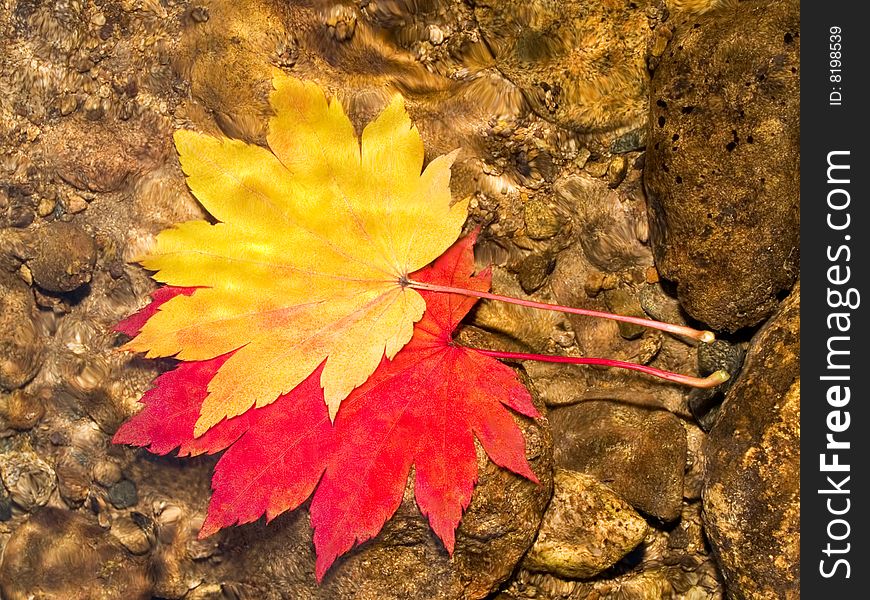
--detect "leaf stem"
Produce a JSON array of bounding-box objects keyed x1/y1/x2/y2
[
  {"x1": 473, "y1": 348, "x2": 730, "y2": 389},
  {"x1": 406, "y1": 279, "x2": 715, "y2": 344}
]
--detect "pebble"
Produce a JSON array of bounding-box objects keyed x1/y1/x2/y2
[
  {"x1": 65, "y1": 195, "x2": 88, "y2": 214},
  {"x1": 17, "y1": 263, "x2": 33, "y2": 285},
  {"x1": 602, "y1": 287, "x2": 647, "y2": 340},
  {"x1": 0, "y1": 488, "x2": 12, "y2": 521},
  {"x1": 690, "y1": 339, "x2": 746, "y2": 429},
  {"x1": 0, "y1": 275, "x2": 44, "y2": 391},
  {"x1": 523, "y1": 198, "x2": 562, "y2": 240},
  {"x1": 0, "y1": 389, "x2": 45, "y2": 430},
  {"x1": 697, "y1": 339, "x2": 745, "y2": 378},
  {"x1": 551, "y1": 401, "x2": 687, "y2": 521},
  {"x1": 83, "y1": 95, "x2": 105, "y2": 121},
  {"x1": 8, "y1": 205, "x2": 34, "y2": 228},
  {"x1": 111, "y1": 515, "x2": 154, "y2": 555},
  {"x1": 37, "y1": 197, "x2": 57, "y2": 217},
  {"x1": 518, "y1": 253, "x2": 554, "y2": 294},
  {"x1": 190, "y1": 6, "x2": 210, "y2": 23},
  {"x1": 326, "y1": 5, "x2": 357, "y2": 42},
  {"x1": 55, "y1": 449, "x2": 92, "y2": 507},
  {"x1": 28, "y1": 222, "x2": 97, "y2": 293},
  {"x1": 523, "y1": 469, "x2": 648, "y2": 579},
  {"x1": 606, "y1": 155, "x2": 629, "y2": 188},
  {"x1": 583, "y1": 270, "x2": 619, "y2": 298},
  {"x1": 428, "y1": 24, "x2": 445, "y2": 45},
  {"x1": 108, "y1": 479, "x2": 139, "y2": 509},
  {"x1": 610, "y1": 128, "x2": 647, "y2": 154},
  {"x1": 584, "y1": 159, "x2": 609, "y2": 178},
  {"x1": 92, "y1": 460, "x2": 123, "y2": 487},
  {"x1": 574, "y1": 147, "x2": 591, "y2": 169}
]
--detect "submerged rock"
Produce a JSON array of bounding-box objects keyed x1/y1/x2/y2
[
  {"x1": 703, "y1": 283, "x2": 800, "y2": 599},
  {"x1": 473, "y1": 0, "x2": 656, "y2": 133},
  {"x1": 0, "y1": 444, "x2": 55, "y2": 512},
  {"x1": 550, "y1": 401, "x2": 686, "y2": 522},
  {"x1": 644, "y1": 0, "x2": 800, "y2": 331},
  {"x1": 0, "y1": 274, "x2": 44, "y2": 391},
  {"x1": 523, "y1": 469, "x2": 648, "y2": 579},
  {"x1": 0, "y1": 508, "x2": 152, "y2": 600},
  {"x1": 28, "y1": 222, "x2": 97, "y2": 293}
]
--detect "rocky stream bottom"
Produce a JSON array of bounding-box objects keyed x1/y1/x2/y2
[{"x1": 0, "y1": 0, "x2": 798, "y2": 598}]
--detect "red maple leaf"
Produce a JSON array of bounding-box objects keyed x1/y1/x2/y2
[{"x1": 113, "y1": 233, "x2": 540, "y2": 580}]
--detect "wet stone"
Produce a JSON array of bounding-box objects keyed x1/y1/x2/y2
[
  {"x1": 584, "y1": 159, "x2": 609, "y2": 178},
  {"x1": 602, "y1": 287, "x2": 646, "y2": 340},
  {"x1": 644, "y1": 0, "x2": 800, "y2": 331},
  {"x1": 0, "y1": 487, "x2": 12, "y2": 521},
  {"x1": 36, "y1": 197, "x2": 57, "y2": 218},
  {"x1": 550, "y1": 401, "x2": 686, "y2": 522},
  {"x1": 0, "y1": 507, "x2": 152, "y2": 600},
  {"x1": 55, "y1": 449, "x2": 91, "y2": 507},
  {"x1": 697, "y1": 339, "x2": 745, "y2": 379},
  {"x1": 108, "y1": 478, "x2": 139, "y2": 509},
  {"x1": 28, "y1": 222, "x2": 97, "y2": 293},
  {"x1": 111, "y1": 515, "x2": 154, "y2": 555},
  {"x1": 690, "y1": 339, "x2": 746, "y2": 430},
  {"x1": 0, "y1": 447, "x2": 56, "y2": 512},
  {"x1": 703, "y1": 283, "x2": 800, "y2": 599},
  {"x1": 473, "y1": 0, "x2": 654, "y2": 133},
  {"x1": 92, "y1": 459, "x2": 123, "y2": 487},
  {"x1": 523, "y1": 469, "x2": 648, "y2": 579},
  {"x1": 0, "y1": 274, "x2": 44, "y2": 391},
  {"x1": 43, "y1": 114, "x2": 168, "y2": 193},
  {"x1": 0, "y1": 389, "x2": 45, "y2": 430},
  {"x1": 523, "y1": 198, "x2": 562, "y2": 240},
  {"x1": 518, "y1": 253, "x2": 555, "y2": 294},
  {"x1": 8, "y1": 206, "x2": 34, "y2": 228},
  {"x1": 59, "y1": 94, "x2": 78, "y2": 115},
  {"x1": 610, "y1": 127, "x2": 647, "y2": 154},
  {"x1": 606, "y1": 155, "x2": 628, "y2": 188}
]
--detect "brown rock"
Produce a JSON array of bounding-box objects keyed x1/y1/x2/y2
[
  {"x1": 517, "y1": 253, "x2": 555, "y2": 294},
  {"x1": 54, "y1": 448, "x2": 92, "y2": 507},
  {"x1": 0, "y1": 445, "x2": 55, "y2": 512},
  {"x1": 550, "y1": 401, "x2": 686, "y2": 521},
  {"x1": 42, "y1": 115, "x2": 168, "y2": 193},
  {"x1": 602, "y1": 287, "x2": 647, "y2": 340},
  {"x1": 92, "y1": 459, "x2": 124, "y2": 487},
  {"x1": 703, "y1": 283, "x2": 800, "y2": 599},
  {"x1": 523, "y1": 198, "x2": 563, "y2": 240},
  {"x1": 644, "y1": 0, "x2": 800, "y2": 331},
  {"x1": 0, "y1": 389, "x2": 45, "y2": 430},
  {"x1": 473, "y1": 0, "x2": 655, "y2": 133},
  {"x1": 523, "y1": 469, "x2": 648, "y2": 579},
  {"x1": 0, "y1": 508, "x2": 152, "y2": 600},
  {"x1": 0, "y1": 274, "x2": 44, "y2": 391},
  {"x1": 177, "y1": 1, "x2": 283, "y2": 142},
  {"x1": 28, "y1": 222, "x2": 97, "y2": 293}
]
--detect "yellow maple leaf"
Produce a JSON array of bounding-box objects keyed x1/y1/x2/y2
[{"x1": 125, "y1": 74, "x2": 468, "y2": 435}]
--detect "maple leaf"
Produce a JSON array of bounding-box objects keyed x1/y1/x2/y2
[
  {"x1": 114, "y1": 234, "x2": 540, "y2": 580},
  {"x1": 123, "y1": 74, "x2": 468, "y2": 434},
  {"x1": 308, "y1": 233, "x2": 540, "y2": 579}
]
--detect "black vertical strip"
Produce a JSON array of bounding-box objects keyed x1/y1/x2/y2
[{"x1": 801, "y1": 2, "x2": 869, "y2": 595}]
